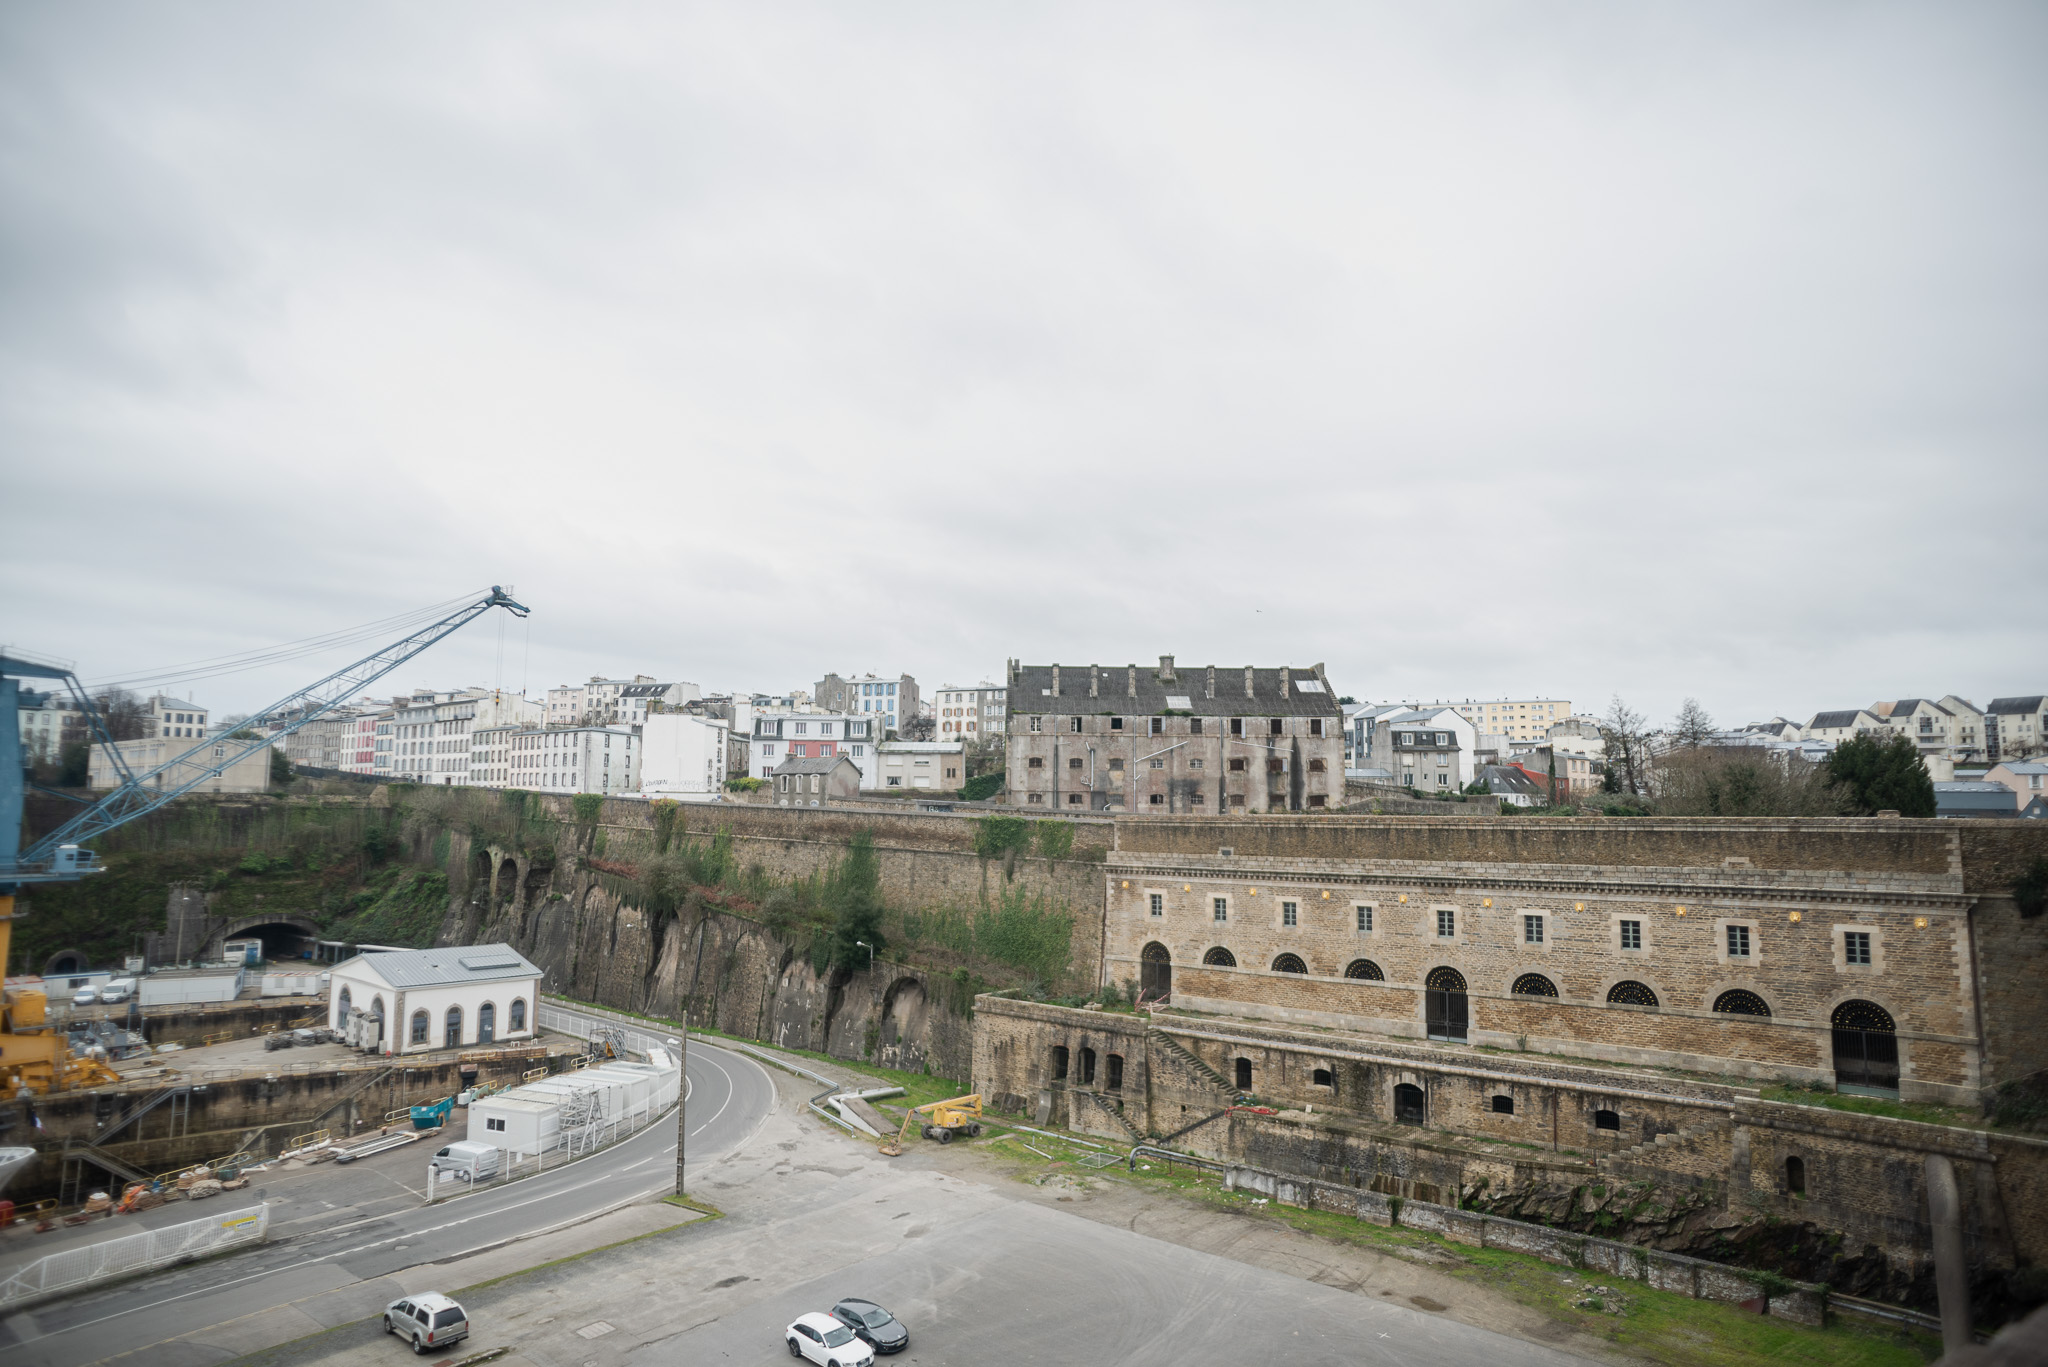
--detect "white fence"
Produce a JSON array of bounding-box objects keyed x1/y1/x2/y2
[
  {"x1": 425, "y1": 1004, "x2": 680, "y2": 1203},
  {"x1": 0, "y1": 1205, "x2": 269, "y2": 1310},
  {"x1": 536, "y1": 1002, "x2": 677, "y2": 1060}
]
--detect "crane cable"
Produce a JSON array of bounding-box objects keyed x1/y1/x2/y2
[{"x1": 79, "y1": 590, "x2": 490, "y2": 694}]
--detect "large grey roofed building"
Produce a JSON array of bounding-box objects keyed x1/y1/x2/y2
[{"x1": 1004, "y1": 657, "x2": 1342, "y2": 720}]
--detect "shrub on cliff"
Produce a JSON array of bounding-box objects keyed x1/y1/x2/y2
[{"x1": 825, "y1": 831, "x2": 886, "y2": 972}]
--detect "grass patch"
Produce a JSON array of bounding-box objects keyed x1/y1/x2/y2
[
  {"x1": 661, "y1": 1193, "x2": 725, "y2": 1218},
  {"x1": 1758, "y1": 1084, "x2": 1976, "y2": 1130}
]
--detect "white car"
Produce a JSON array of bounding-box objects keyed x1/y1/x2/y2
[
  {"x1": 787, "y1": 1311, "x2": 875, "y2": 1366},
  {"x1": 71, "y1": 986, "x2": 99, "y2": 1007}
]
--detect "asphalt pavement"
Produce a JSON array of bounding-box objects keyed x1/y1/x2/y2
[{"x1": 0, "y1": 1016, "x2": 777, "y2": 1367}]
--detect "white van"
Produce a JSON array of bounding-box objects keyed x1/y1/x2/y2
[
  {"x1": 428, "y1": 1141, "x2": 501, "y2": 1181},
  {"x1": 99, "y1": 979, "x2": 135, "y2": 1004}
]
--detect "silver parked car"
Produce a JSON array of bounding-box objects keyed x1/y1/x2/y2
[{"x1": 384, "y1": 1292, "x2": 468, "y2": 1355}]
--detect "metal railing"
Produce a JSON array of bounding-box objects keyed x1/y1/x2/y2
[{"x1": 0, "y1": 1205, "x2": 269, "y2": 1311}]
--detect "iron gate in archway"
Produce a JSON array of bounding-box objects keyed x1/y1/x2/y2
[{"x1": 1831, "y1": 999, "x2": 1898, "y2": 1094}]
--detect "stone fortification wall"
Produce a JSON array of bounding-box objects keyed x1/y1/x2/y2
[
  {"x1": 429, "y1": 797, "x2": 1123, "y2": 1084},
  {"x1": 1110, "y1": 813, "x2": 2002, "y2": 875},
  {"x1": 970, "y1": 996, "x2": 2048, "y2": 1314},
  {"x1": 1096, "y1": 819, "x2": 2048, "y2": 1101},
  {"x1": 1969, "y1": 889, "x2": 2048, "y2": 1102}
]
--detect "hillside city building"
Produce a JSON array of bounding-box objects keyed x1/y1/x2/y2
[{"x1": 1004, "y1": 657, "x2": 1345, "y2": 814}]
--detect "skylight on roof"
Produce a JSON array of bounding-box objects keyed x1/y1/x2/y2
[
  {"x1": 459, "y1": 954, "x2": 524, "y2": 971},
  {"x1": 1164, "y1": 695, "x2": 1192, "y2": 710},
  {"x1": 1295, "y1": 680, "x2": 1325, "y2": 693}
]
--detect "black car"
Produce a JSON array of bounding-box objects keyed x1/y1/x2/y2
[{"x1": 831, "y1": 1298, "x2": 909, "y2": 1355}]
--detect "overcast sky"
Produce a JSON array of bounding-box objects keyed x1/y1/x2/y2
[{"x1": 4, "y1": 3, "x2": 2043, "y2": 731}]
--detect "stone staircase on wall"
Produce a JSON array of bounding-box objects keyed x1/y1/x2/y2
[
  {"x1": 1602, "y1": 1115, "x2": 1733, "y2": 1172},
  {"x1": 1073, "y1": 1089, "x2": 1145, "y2": 1144},
  {"x1": 1150, "y1": 1029, "x2": 1234, "y2": 1101}
]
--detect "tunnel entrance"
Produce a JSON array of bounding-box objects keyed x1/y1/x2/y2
[{"x1": 219, "y1": 921, "x2": 319, "y2": 964}]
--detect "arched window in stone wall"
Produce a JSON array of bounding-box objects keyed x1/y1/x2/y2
[
  {"x1": 478, "y1": 1001, "x2": 496, "y2": 1044},
  {"x1": 1608, "y1": 980, "x2": 1658, "y2": 1008},
  {"x1": 445, "y1": 1005, "x2": 464, "y2": 1048},
  {"x1": 1712, "y1": 989, "x2": 1771, "y2": 1017},
  {"x1": 1203, "y1": 946, "x2": 1237, "y2": 968},
  {"x1": 1510, "y1": 973, "x2": 1558, "y2": 998},
  {"x1": 1271, "y1": 954, "x2": 1307, "y2": 974},
  {"x1": 1394, "y1": 1083, "x2": 1426, "y2": 1124},
  {"x1": 410, "y1": 1010, "x2": 430, "y2": 1045},
  {"x1": 1344, "y1": 959, "x2": 1384, "y2": 981},
  {"x1": 509, "y1": 998, "x2": 527, "y2": 1033}
]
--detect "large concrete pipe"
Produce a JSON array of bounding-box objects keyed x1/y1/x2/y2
[{"x1": 1924, "y1": 1153, "x2": 1973, "y2": 1354}]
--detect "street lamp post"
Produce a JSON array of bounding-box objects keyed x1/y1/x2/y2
[{"x1": 855, "y1": 940, "x2": 874, "y2": 973}]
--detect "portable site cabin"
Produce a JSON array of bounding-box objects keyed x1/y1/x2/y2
[
  {"x1": 470, "y1": 1095, "x2": 560, "y2": 1153},
  {"x1": 466, "y1": 1057, "x2": 680, "y2": 1154}
]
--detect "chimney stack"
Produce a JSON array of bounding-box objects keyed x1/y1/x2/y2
[{"x1": 1159, "y1": 654, "x2": 1176, "y2": 681}]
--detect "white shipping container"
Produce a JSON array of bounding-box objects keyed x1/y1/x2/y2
[{"x1": 139, "y1": 966, "x2": 246, "y2": 1006}]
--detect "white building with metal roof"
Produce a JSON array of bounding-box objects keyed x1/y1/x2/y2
[{"x1": 327, "y1": 943, "x2": 542, "y2": 1056}]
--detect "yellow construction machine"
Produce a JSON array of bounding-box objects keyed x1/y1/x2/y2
[
  {"x1": 0, "y1": 897, "x2": 124, "y2": 1095},
  {"x1": 880, "y1": 1094, "x2": 984, "y2": 1156}
]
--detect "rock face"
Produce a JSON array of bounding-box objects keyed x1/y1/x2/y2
[{"x1": 436, "y1": 837, "x2": 977, "y2": 1084}]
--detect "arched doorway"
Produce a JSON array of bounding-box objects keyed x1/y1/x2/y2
[
  {"x1": 1425, "y1": 967, "x2": 1468, "y2": 1042},
  {"x1": 1832, "y1": 1000, "x2": 1899, "y2": 1095},
  {"x1": 477, "y1": 1001, "x2": 496, "y2": 1044},
  {"x1": 1394, "y1": 1083, "x2": 1426, "y2": 1124},
  {"x1": 1140, "y1": 942, "x2": 1172, "y2": 1002},
  {"x1": 368, "y1": 995, "x2": 385, "y2": 1047}
]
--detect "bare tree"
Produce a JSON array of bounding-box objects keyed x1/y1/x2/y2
[
  {"x1": 898, "y1": 713, "x2": 936, "y2": 742},
  {"x1": 1671, "y1": 697, "x2": 1716, "y2": 748},
  {"x1": 92, "y1": 687, "x2": 150, "y2": 741},
  {"x1": 1657, "y1": 747, "x2": 1846, "y2": 817},
  {"x1": 1599, "y1": 695, "x2": 1652, "y2": 795}
]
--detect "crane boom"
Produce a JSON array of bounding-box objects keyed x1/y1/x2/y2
[{"x1": 3, "y1": 585, "x2": 529, "y2": 884}]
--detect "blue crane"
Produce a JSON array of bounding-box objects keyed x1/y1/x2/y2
[{"x1": 1, "y1": 585, "x2": 530, "y2": 891}]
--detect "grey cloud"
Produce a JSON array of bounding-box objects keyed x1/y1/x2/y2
[{"x1": 1, "y1": 2, "x2": 2043, "y2": 725}]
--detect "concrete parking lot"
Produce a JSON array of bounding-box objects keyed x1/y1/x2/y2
[{"x1": 227, "y1": 1048, "x2": 1617, "y2": 1367}]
